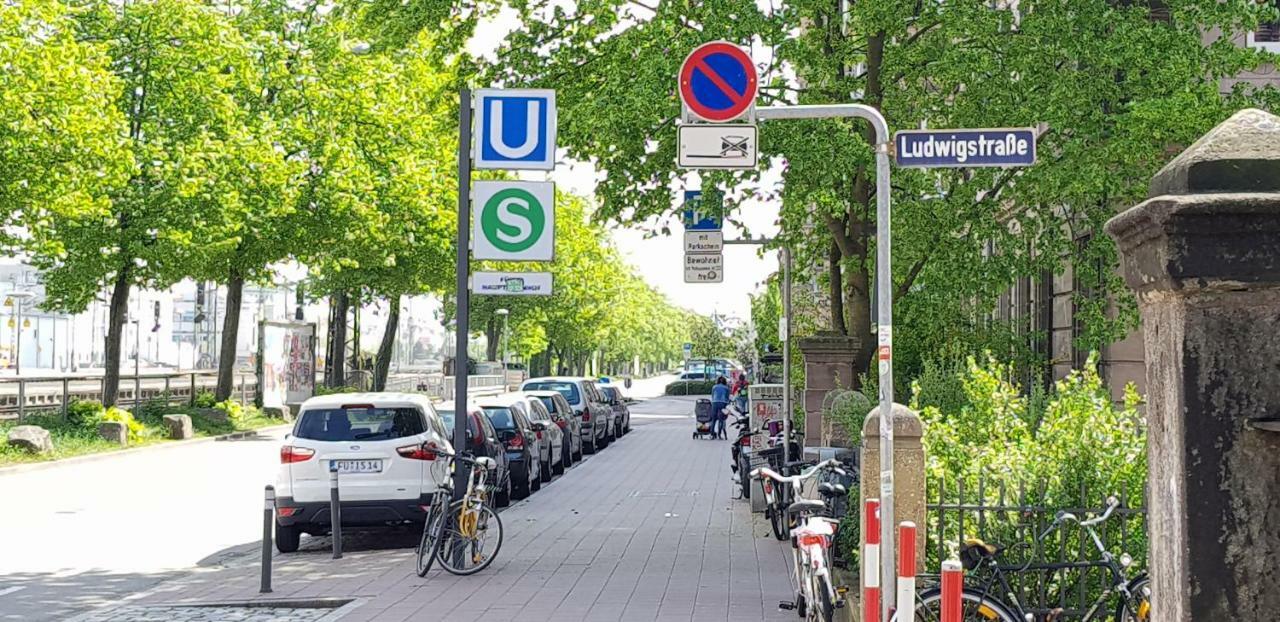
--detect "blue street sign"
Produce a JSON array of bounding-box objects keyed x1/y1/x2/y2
[
  {"x1": 894, "y1": 128, "x2": 1037, "y2": 169},
  {"x1": 682, "y1": 190, "x2": 723, "y2": 231},
  {"x1": 474, "y1": 89, "x2": 557, "y2": 170}
]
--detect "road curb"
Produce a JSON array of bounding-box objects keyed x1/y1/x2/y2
[{"x1": 0, "y1": 424, "x2": 292, "y2": 476}]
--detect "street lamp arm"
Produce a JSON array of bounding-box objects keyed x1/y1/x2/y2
[{"x1": 755, "y1": 104, "x2": 890, "y2": 145}]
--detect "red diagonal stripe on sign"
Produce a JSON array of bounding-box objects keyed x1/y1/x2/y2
[{"x1": 693, "y1": 58, "x2": 747, "y2": 107}]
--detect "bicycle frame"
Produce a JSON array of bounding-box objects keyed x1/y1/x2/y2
[
  {"x1": 754, "y1": 460, "x2": 846, "y2": 619},
  {"x1": 964, "y1": 501, "x2": 1142, "y2": 621}
]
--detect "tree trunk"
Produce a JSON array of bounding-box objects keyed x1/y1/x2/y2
[
  {"x1": 327, "y1": 292, "x2": 349, "y2": 387},
  {"x1": 102, "y1": 267, "x2": 132, "y2": 407},
  {"x1": 373, "y1": 295, "x2": 400, "y2": 391},
  {"x1": 829, "y1": 242, "x2": 847, "y2": 334},
  {"x1": 215, "y1": 270, "x2": 245, "y2": 401},
  {"x1": 485, "y1": 315, "x2": 498, "y2": 361}
]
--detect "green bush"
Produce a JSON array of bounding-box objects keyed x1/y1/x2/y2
[
  {"x1": 193, "y1": 390, "x2": 217, "y2": 408},
  {"x1": 663, "y1": 380, "x2": 715, "y2": 395},
  {"x1": 316, "y1": 385, "x2": 359, "y2": 396},
  {"x1": 919, "y1": 353, "x2": 1147, "y2": 565},
  {"x1": 67, "y1": 400, "x2": 106, "y2": 428},
  {"x1": 213, "y1": 399, "x2": 247, "y2": 425},
  {"x1": 99, "y1": 406, "x2": 145, "y2": 442},
  {"x1": 825, "y1": 389, "x2": 872, "y2": 440}
]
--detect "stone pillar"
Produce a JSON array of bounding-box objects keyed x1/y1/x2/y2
[
  {"x1": 859, "y1": 404, "x2": 926, "y2": 590},
  {"x1": 1105, "y1": 108, "x2": 1280, "y2": 621},
  {"x1": 798, "y1": 333, "x2": 862, "y2": 448}
]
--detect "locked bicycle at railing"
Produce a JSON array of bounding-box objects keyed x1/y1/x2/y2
[
  {"x1": 415, "y1": 448, "x2": 504, "y2": 577},
  {"x1": 905, "y1": 497, "x2": 1150, "y2": 622},
  {"x1": 753, "y1": 459, "x2": 851, "y2": 622}
]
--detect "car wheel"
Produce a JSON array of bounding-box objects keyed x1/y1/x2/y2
[
  {"x1": 574, "y1": 442, "x2": 584, "y2": 462},
  {"x1": 584, "y1": 435, "x2": 596, "y2": 454},
  {"x1": 512, "y1": 466, "x2": 531, "y2": 500},
  {"x1": 554, "y1": 448, "x2": 566, "y2": 475},
  {"x1": 495, "y1": 475, "x2": 512, "y2": 508},
  {"x1": 275, "y1": 523, "x2": 301, "y2": 553},
  {"x1": 531, "y1": 463, "x2": 543, "y2": 491},
  {"x1": 540, "y1": 457, "x2": 552, "y2": 482}
]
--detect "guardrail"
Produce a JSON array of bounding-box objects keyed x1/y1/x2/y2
[{"x1": 0, "y1": 370, "x2": 257, "y2": 422}]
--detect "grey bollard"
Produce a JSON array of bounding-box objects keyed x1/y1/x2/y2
[
  {"x1": 261, "y1": 485, "x2": 274, "y2": 593},
  {"x1": 329, "y1": 466, "x2": 342, "y2": 559},
  {"x1": 1105, "y1": 108, "x2": 1280, "y2": 620}
]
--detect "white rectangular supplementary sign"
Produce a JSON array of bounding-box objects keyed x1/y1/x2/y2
[
  {"x1": 894, "y1": 128, "x2": 1037, "y2": 168},
  {"x1": 678, "y1": 124, "x2": 758, "y2": 169},
  {"x1": 684, "y1": 230, "x2": 723, "y2": 254},
  {"x1": 684, "y1": 253, "x2": 723, "y2": 283},
  {"x1": 472, "y1": 272, "x2": 554, "y2": 296}
]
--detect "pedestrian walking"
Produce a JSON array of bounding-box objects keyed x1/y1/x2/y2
[{"x1": 711, "y1": 376, "x2": 731, "y2": 440}]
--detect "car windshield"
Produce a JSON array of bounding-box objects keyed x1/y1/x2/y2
[
  {"x1": 295, "y1": 407, "x2": 424, "y2": 442},
  {"x1": 535, "y1": 396, "x2": 557, "y2": 413},
  {"x1": 483, "y1": 407, "x2": 516, "y2": 430},
  {"x1": 436, "y1": 409, "x2": 455, "y2": 430},
  {"x1": 524, "y1": 381, "x2": 581, "y2": 405},
  {"x1": 602, "y1": 387, "x2": 619, "y2": 402}
]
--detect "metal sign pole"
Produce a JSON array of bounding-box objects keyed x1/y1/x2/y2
[
  {"x1": 452, "y1": 88, "x2": 472, "y2": 499},
  {"x1": 755, "y1": 103, "x2": 894, "y2": 622},
  {"x1": 781, "y1": 245, "x2": 792, "y2": 465}
]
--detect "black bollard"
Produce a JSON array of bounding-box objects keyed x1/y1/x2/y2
[
  {"x1": 260, "y1": 485, "x2": 274, "y2": 593},
  {"x1": 329, "y1": 466, "x2": 342, "y2": 559}
]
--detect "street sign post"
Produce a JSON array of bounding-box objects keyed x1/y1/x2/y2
[
  {"x1": 684, "y1": 253, "x2": 723, "y2": 283},
  {"x1": 679, "y1": 41, "x2": 758, "y2": 123},
  {"x1": 678, "y1": 124, "x2": 758, "y2": 169},
  {"x1": 473, "y1": 89, "x2": 557, "y2": 170},
  {"x1": 472, "y1": 272, "x2": 553, "y2": 296},
  {"x1": 473, "y1": 181, "x2": 555, "y2": 261},
  {"x1": 682, "y1": 342, "x2": 693, "y2": 361},
  {"x1": 683, "y1": 230, "x2": 723, "y2": 254},
  {"x1": 894, "y1": 128, "x2": 1037, "y2": 168}
]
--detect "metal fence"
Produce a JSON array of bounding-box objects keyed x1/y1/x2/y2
[
  {"x1": 926, "y1": 475, "x2": 1148, "y2": 619},
  {"x1": 0, "y1": 370, "x2": 257, "y2": 422}
]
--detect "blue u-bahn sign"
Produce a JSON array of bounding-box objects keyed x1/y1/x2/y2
[{"x1": 894, "y1": 128, "x2": 1037, "y2": 169}]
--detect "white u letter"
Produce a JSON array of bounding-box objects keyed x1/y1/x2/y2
[{"x1": 489, "y1": 100, "x2": 541, "y2": 159}]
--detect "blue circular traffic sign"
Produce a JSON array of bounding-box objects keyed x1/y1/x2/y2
[{"x1": 679, "y1": 42, "x2": 758, "y2": 122}]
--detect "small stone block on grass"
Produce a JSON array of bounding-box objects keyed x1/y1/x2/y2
[
  {"x1": 98, "y1": 421, "x2": 128, "y2": 446},
  {"x1": 163, "y1": 414, "x2": 194, "y2": 440},
  {"x1": 194, "y1": 407, "x2": 229, "y2": 424},
  {"x1": 6, "y1": 425, "x2": 53, "y2": 453}
]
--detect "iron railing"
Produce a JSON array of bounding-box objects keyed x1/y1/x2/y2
[
  {"x1": 0, "y1": 370, "x2": 257, "y2": 422},
  {"x1": 926, "y1": 475, "x2": 1148, "y2": 619}
]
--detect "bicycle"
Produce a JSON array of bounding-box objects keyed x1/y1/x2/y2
[
  {"x1": 907, "y1": 497, "x2": 1150, "y2": 622},
  {"x1": 753, "y1": 459, "x2": 850, "y2": 622},
  {"x1": 415, "y1": 448, "x2": 504, "y2": 577}
]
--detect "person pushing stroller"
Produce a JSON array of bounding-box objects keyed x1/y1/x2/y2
[{"x1": 710, "y1": 376, "x2": 731, "y2": 440}]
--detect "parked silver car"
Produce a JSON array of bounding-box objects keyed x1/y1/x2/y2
[
  {"x1": 521, "y1": 377, "x2": 612, "y2": 454},
  {"x1": 527, "y1": 390, "x2": 582, "y2": 464},
  {"x1": 597, "y1": 384, "x2": 631, "y2": 437}
]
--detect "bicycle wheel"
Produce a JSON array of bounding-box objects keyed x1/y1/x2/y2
[
  {"x1": 768, "y1": 482, "x2": 790, "y2": 541},
  {"x1": 415, "y1": 497, "x2": 447, "y2": 577},
  {"x1": 1114, "y1": 576, "x2": 1151, "y2": 622},
  {"x1": 436, "y1": 499, "x2": 504, "y2": 576},
  {"x1": 911, "y1": 587, "x2": 1020, "y2": 621},
  {"x1": 810, "y1": 572, "x2": 835, "y2": 622}
]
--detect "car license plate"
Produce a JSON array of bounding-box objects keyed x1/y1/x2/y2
[{"x1": 331, "y1": 459, "x2": 382, "y2": 474}]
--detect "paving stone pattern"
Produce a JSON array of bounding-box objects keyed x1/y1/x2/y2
[
  {"x1": 74, "y1": 604, "x2": 337, "y2": 622},
  {"x1": 124, "y1": 398, "x2": 798, "y2": 622}
]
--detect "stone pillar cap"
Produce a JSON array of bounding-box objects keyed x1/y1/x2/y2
[
  {"x1": 861, "y1": 403, "x2": 923, "y2": 440},
  {"x1": 1147, "y1": 108, "x2": 1280, "y2": 198},
  {"x1": 798, "y1": 332, "x2": 862, "y2": 353}
]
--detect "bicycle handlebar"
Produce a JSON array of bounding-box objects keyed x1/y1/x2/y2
[{"x1": 751, "y1": 459, "x2": 846, "y2": 488}]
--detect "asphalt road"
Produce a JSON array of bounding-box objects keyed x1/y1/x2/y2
[{"x1": 0, "y1": 374, "x2": 683, "y2": 621}]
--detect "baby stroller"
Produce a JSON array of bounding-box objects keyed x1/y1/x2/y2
[{"x1": 693, "y1": 399, "x2": 716, "y2": 439}]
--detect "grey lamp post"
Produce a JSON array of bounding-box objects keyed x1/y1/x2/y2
[
  {"x1": 7, "y1": 290, "x2": 33, "y2": 375},
  {"x1": 495, "y1": 308, "x2": 509, "y2": 388}
]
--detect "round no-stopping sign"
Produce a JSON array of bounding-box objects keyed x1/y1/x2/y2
[{"x1": 679, "y1": 41, "x2": 758, "y2": 122}]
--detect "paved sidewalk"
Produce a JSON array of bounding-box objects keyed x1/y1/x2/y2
[{"x1": 113, "y1": 399, "x2": 798, "y2": 621}]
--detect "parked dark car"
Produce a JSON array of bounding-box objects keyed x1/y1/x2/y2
[
  {"x1": 436, "y1": 400, "x2": 512, "y2": 507},
  {"x1": 521, "y1": 377, "x2": 612, "y2": 453},
  {"x1": 527, "y1": 390, "x2": 582, "y2": 463},
  {"x1": 478, "y1": 394, "x2": 544, "y2": 499},
  {"x1": 598, "y1": 384, "x2": 631, "y2": 437}
]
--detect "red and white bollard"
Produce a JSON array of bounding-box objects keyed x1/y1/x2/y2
[
  {"x1": 863, "y1": 498, "x2": 881, "y2": 622},
  {"x1": 941, "y1": 559, "x2": 964, "y2": 622},
  {"x1": 897, "y1": 521, "x2": 917, "y2": 617}
]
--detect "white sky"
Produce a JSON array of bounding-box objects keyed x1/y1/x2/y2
[{"x1": 475, "y1": 6, "x2": 782, "y2": 322}]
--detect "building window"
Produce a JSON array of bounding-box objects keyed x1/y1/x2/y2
[{"x1": 1249, "y1": 1, "x2": 1280, "y2": 50}]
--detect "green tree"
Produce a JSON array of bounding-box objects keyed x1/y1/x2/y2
[
  {"x1": 32, "y1": 0, "x2": 269, "y2": 406},
  {"x1": 482, "y1": 0, "x2": 1280, "y2": 388}
]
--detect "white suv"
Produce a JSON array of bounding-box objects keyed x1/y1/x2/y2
[{"x1": 273, "y1": 393, "x2": 453, "y2": 552}]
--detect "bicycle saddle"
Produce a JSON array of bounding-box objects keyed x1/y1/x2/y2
[
  {"x1": 474, "y1": 456, "x2": 497, "y2": 470},
  {"x1": 787, "y1": 499, "x2": 828, "y2": 515},
  {"x1": 960, "y1": 538, "x2": 999, "y2": 570},
  {"x1": 817, "y1": 482, "x2": 847, "y2": 497}
]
